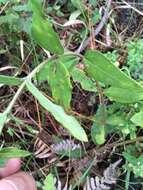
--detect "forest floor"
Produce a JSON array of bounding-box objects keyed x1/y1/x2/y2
[{"x1": 0, "y1": 0, "x2": 143, "y2": 190}]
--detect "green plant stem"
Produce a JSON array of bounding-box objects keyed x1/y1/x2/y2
[
  {"x1": 3, "y1": 59, "x2": 50, "y2": 121},
  {"x1": 4, "y1": 81, "x2": 26, "y2": 115}
]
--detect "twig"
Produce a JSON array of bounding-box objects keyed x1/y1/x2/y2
[{"x1": 76, "y1": 0, "x2": 112, "y2": 53}]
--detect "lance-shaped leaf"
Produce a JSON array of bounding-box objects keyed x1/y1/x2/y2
[
  {"x1": 26, "y1": 81, "x2": 88, "y2": 142},
  {"x1": 30, "y1": 0, "x2": 43, "y2": 15},
  {"x1": 0, "y1": 75, "x2": 22, "y2": 86},
  {"x1": 0, "y1": 147, "x2": 31, "y2": 158},
  {"x1": 84, "y1": 50, "x2": 143, "y2": 103},
  {"x1": 105, "y1": 87, "x2": 143, "y2": 103},
  {"x1": 46, "y1": 60, "x2": 72, "y2": 110},
  {"x1": 30, "y1": 0, "x2": 64, "y2": 54},
  {"x1": 91, "y1": 105, "x2": 107, "y2": 145}
]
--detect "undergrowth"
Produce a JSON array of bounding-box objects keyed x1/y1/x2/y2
[{"x1": 0, "y1": 0, "x2": 143, "y2": 190}]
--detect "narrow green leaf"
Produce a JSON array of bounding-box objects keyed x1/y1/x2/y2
[
  {"x1": 43, "y1": 173, "x2": 54, "y2": 190},
  {"x1": 91, "y1": 105, "x2": 106, "y2": 145},
  {"x1": 26, "y1": 81, "x2": 88, "y2": 142},
  {"x1": 30, "y1": 0, "x2": 64, "y2": 54},
  {"x1": 30, "y1": 0, "x2": 43, "y2": 16},
  {"x1": 84, "y1": 50, "x2": 143, "y2": 103},
  {"x1": 0, "y1": 147, "x2": 31, "y2": 158},
  {"x1": 131, "y1": 111, "x2": 143, "y2": 127},
  {"x1": 0, "y1": 75, "x2": 22, "y2": 86}
]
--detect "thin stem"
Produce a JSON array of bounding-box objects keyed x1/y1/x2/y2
[{"x1": 3, "y1": 58, "x2": 51, "y2": 120}]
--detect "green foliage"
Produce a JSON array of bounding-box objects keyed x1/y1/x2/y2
[
  {"x1": 105, "y1": 103, "x2": 137, "y2": 139},
  {"x1": 91, "y1": 8, "x2": 100, "y2": 25},
  {"x1": 42, "y1": 60, "x2": 72, "y2": 110},
  {"x1": 123, "y1": 151, "x2": 143, "y2": 178},
  {"x1": 0, "y1": 14, "x2": 19, "y2": 25},
  {"x1": 84, "y1": 50, "x2": 143, "y2": 103},
  {"x1": 0, "y1": 129, "x2": 31, "y2": 168},
  {"x1": 0, "y1": 147, "x2": 31, "y2": 158},
  {"x1": 71, "y1": 68, "x2": 96, "y2": 92},
  {"x1": 30, "y1": 0, "x2": 64, "y2": 54},
  {"x1": 26, "y1": 81, "x2": 88, "y2": 142},
  {"x1": 1, "y1": 1, "x2": 143, "y2": 187},
  {"x1": 0, "y1": 1, "x2": 31, "y2": 34},
  {"x1": 43, "y1": 173, "x2": 55, "y2": 190},
  {"x1": 91, "y1": 124, "x2": 105, "y2": 145},
  {"x1": 91, "y1": 105, "x2": 106, "y2": 145},
  {"x1": 103, "y1": 50, "x2": 119, "y2": 66},
  {"x1": 30, "y1": 0, "x2": 43, "y2": 16},
  {"x1": 127, "y1": 39, "x2": 143, "y2": 80},
  {"x1": 131, "y1": 111, "x2": 143, "y2": 128},
  {"x1": 0, "y1": 75, "x2": 22, "y2": 86}
]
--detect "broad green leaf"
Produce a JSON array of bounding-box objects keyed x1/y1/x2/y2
[
  {"x1": 91, "y1": 105, "x2": 106, "y2": 145},
  {"x1": 37, "y1": 59, "x2": 72, "y2": 110},
  {"x1": 84, "y1": 50, "x2": 142, "y2": 89},
  {"x1": 38, "y1": 54, "x2": 79, "y2": 81},
  {"x1": 71, "y1": 68, "x2": 96, "y2": 92},
  {"x1": 84, "y1": 50, "x2": 143, "y2": 103},
  {"x1": 0, "y1": 147, "x2": 31, "y2": 158},
  {"x1": 46, "y1": 60, "x2": 72, "y2": 110},
  {"x1": 30, "y1": 0, "x2": 43, "y2": 16},
  {"x1": 0, "y1": 113, "x2": 7, "y2": 134},
  {"x1": 123, "y1": 152, "x2": 143, "y2": 177},
  {"x1": 26, "y1": 81, "x2": 88, "y2": 142},
  {"x1": 0, "y1": 75, "x2": 22, "y2": 86},
  {"x1": 131, "y1": 111, "x2": 143, "y2": 127},
  {"x1": 107, "y1": 115, "x2": 126, "y2": 126},
  {"x1": 31, "y1": 0, "x2": 64, "y2": 54},
  {"x1": 38, "y1": 55, "x2": 79, "y2": 82},
  {"x1": 91, "y1": 123, "x2": 105, "y2": 145},
  {"x1": 59, "y1": 55, "x2": 79, "y2": 72},
  {"x1": 31, "y1": 15, "x2": 64, "y2": 54},
  {"x1": 105, "y1": 87, "x2": 143, "y2": 103},
  {"x1": 43, "y1": 173, "x2": 54, "y2": 190}
]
